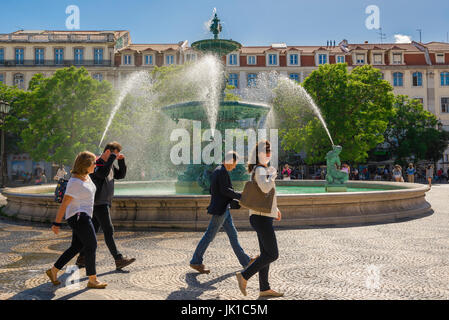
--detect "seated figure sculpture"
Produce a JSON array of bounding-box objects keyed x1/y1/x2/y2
[{"x1": 325, "y1": 145, "x2": 348, "y2": 191}]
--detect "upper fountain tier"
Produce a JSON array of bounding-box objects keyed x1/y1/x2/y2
[{"x1": 191, "y1": 13, "x2": 242, "y2": 57}]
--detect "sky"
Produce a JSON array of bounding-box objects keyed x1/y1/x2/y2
[{"x1": 0, "y1": 0, "x2": 448, "y2": 46}]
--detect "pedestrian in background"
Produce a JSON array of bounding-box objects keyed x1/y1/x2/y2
[
  {"x1": 426, "y1": 165, "x2": 434, "y2": 188},
  {"x1": 406, "y1": 163, "x2": 416, "y2": 183}
]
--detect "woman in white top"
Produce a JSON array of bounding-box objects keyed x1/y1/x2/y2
[
  {"x1": 426, "y1": 165, "x2": 434, "y2": 188},
  {"x1": 54, "y1": 166, "x2": 67, "y2": 181},
  {"x1": 236, "y1": 140, "x2": 283, "y2": 298},
  {"x1": 46, "y1": 151, "x2": 107, "y2": 289}
]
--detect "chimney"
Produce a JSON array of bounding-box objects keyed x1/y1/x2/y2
[{"x1": 364, "y1": 40, "x2": 369, "y2": 44}]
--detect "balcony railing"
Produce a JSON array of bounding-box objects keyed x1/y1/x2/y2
[
  {"x1": 0, "y1": 33, "x2": 115, "y2": 43},
  {"x1": 0, "y1": 59, "x2": 113, "y2": 67}
]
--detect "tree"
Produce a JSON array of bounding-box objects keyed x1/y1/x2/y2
[
  {"x1": 0, "y1": 82, "x2": 26, "y2": 155},
  {"x1": 15, "y1": 66, "x2": 114, "y2": 165},
  {"x1": 383, "y1": 95, "x2": 449, "y2": 165},
  {"x1": 274, "y1": 63, "x2": 395, "y2": 164}
]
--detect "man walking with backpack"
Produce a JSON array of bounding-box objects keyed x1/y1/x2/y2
[{"x1": 76, "y1": 141, "x2": 135, "y2": 270}]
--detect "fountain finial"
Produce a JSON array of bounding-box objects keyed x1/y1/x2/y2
[{"x1": 210, "y1": 13, "x2": 222, "y2": 40}]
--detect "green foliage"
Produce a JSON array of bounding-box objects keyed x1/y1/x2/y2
[
  {"x1": 0, "y1": 82, "x2": 26, "y2": 154},
  {"x1": 13, "y1": 66, "x2": 114, "y2": 165},
  {"x1": 384, "y1": 95, "x2": 449, "y2": 165},
  {"x1": 274, "y1": 63, "x2": 395, "y2": 164}
]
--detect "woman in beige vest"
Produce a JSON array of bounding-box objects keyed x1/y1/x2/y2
[{"x1": 236, "y1": 140, "x2": 283, "y2": 298}]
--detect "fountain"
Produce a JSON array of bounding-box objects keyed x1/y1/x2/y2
[
  {"x1": 2, "y1": 11, "x2": 432, "y2": 230},
  {"x1": 161, "y1": 11, "x2": 271, "y2": 193}
]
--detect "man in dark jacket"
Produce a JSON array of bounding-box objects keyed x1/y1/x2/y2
[
  {"x1": 76, "y1": 141, "x2": 135, "y2": 270},
  {"x1": 190, "y1": 151, "x2": 255, "y2": 274}
]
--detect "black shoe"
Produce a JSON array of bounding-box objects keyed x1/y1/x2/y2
[
  {"x1": 115, "y1": 256, "x2": 136, "y2": 270},
  {"x1": 75, "y1": 255, "x2": 85, "y2": 269}
]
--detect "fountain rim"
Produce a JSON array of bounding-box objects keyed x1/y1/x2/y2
[
  {"x1": 190, "y1": 38, "x2": 242, "y2": 53},
  {"x1": 2, "y1": 180, "x2": 430, "y2": 200},
  {"x1": 161, "y1": 100, "x2": 272, "y2": 112}
]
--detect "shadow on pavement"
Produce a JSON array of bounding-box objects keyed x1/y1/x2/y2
[{"x1": 166, "y1": 271, "x2": 235, "y2": 300}]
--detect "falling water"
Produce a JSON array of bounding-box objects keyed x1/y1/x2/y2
[
  {"x1": 176, "y1": 54, "x2": 223, "y2": 130},
  {"x1": 99, "y1": 71, "x2": 152, "y2": 148},
  {"x1": 241, "y1": 72, "x2": 334, "y2": 146}
]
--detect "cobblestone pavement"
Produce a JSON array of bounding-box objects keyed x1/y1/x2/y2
[{"x1": 0, "y1": 184, "x2": 448, "y2": 300}]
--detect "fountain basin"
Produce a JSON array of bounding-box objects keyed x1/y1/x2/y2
[{"x1": 2, "y1": 180, "x2": 431, "y2": 230}]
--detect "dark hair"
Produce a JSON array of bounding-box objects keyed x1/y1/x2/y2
[
  {"x1": 224, "y1": 151, "x2": 239, "y2": 164},
  {"x1": 248, "y1": 140, "x2": 271, "y2": 173},
  {"x1": 104, "y1": 141, "x2": 122, "y2": 153}
]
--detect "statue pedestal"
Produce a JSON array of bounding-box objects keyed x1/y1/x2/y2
[{"x1": 325, "y1": 184, "x2": 347, "y2": 192}]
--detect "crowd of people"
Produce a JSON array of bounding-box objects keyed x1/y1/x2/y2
[{"x1": 277, "y1": 162, "x2": 448, "y2": 187}]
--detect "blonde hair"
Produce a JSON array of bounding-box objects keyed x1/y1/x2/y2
[{"x1": 71, "y1": 151, "x2": 96, "y2": 175}]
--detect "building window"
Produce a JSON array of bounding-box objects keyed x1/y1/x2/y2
[
  {"x1": 166, "y1": 54, "x2": 174, "y2": 65},
  {"x1": 247, "y1": 73, "x2": 257, "y2": 87},
  {"x1": 412, "y1": 72, "x2": 423, "y2": 87},
  {"x1": 356, "y1": 54, "x2": 365, "y2": 64},
  {"x1": 93, "y1": 73, "x2": 103, "y2": 82},
  {"x1": 268, "y1": 54, "x2": 277, "y2": 65},
  {"x1": 0, "y1": 74, "x2": 4, "y2": 83},
  {"x1": 392, "y1": 53, "x2": 403, "y2": 64},
  {"x1": 228, "y1": 54, "x2": 237, "y2": 65},
  {"x1": 144, "y1": 55, "x2": 153, "y2": 65},
  {"x1": 441, "y1": 72, "x2": 449, "y2": 86},
  {"x1": 35, "y1": 48, "x2": 44, "y2": 65},
  {"x1": 228, "y1": 73, "x2": 239, "y2": 88},
  {"x1": 441, "y1": 97, "x2": 449, "y2": 113},
  {"x1": 436, "y1": 53, "x2": 445, "y2": 64},
  {"x1": 15, "y1": 48, "x2": 24, "y2": 65},
  {"x1": 124, "y1": 54, "x2": 132, "y2": 65},
  {"x1": 94, "y1": 48, "x2": 103, "y2": 65},
  {"x1": 318, "y1": 54, "x2": 327, "y2": 65},
  {"x1": 289, "y1": 73, "x2": 299, "y2": 82},
  {"x1": 289, "y1": 54, "x2": 299, "y2": 65},
  {"x1": 0, "y1": 48, "x2": 4, "y2": 64},
  {"x1": 14, "y1": 73, "x2": 25, "y2": 89},
  {"x1": 336, "y1": 55, "x2": 345, "y2": 63},
  {"x1": 393, "y1": 72, "x2": 403, "y2": 86},
  {"x1": 247, "y1": 55, "x2": 256, "y2": 65},
  {"x1": 185, "y1": 53, "x2": 196, "y2": 62},
  {"x1": 373, "y1": 53, "x2": 383, "y2": 64},
  {"x1": 54, "y1": 48, "x2": 64, "y2": 65},
  {"x1": 74, "y1": 48, "x2": 83, "y2": 65}
]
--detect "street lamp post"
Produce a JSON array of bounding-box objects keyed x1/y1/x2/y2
[{"x1": 0, "y1": 100, "x2": 11, "y2": 188}]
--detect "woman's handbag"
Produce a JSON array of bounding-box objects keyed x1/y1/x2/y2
[{"x1": 240, "y1": 166, "x2": 275, "y2": 213}]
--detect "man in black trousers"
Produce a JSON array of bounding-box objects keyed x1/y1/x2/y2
[
  {"x1": 76, "y1": 141, "x2": 135, "y2": 270},
  {"x1": 189, "y1": 151, "x2": 255, "y2": 274}
]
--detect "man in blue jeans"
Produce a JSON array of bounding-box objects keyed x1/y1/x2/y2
[{"x1": 190, "y1": 151, "x2": 255, "y2": 274}]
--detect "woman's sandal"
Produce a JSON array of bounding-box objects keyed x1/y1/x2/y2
[
  {"x1": 259, "y1": 290, "x2": 284, "y2": 298},
  {"x1": 45, "y1": 269, "x2": 61, "y2": 286},
  {"x1": 87, "y1": 281, "x2": 108, "y2": 289},
  {"x1": 236, "y1": 272, "x2": 247, "y2": 296}
]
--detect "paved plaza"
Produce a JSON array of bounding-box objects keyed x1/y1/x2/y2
[{"x1": 0, "y1": 183, "x2": 448, "y2": 300}]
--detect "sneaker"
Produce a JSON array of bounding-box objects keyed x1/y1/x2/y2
[
  {"x1": 75, "y1": 255, "x2": 85, "y2": 269},
  {"x1": 115, "y1": 256, "x2": 136, "y2": 270}
]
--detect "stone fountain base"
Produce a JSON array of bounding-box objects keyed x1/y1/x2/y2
[
  {"x1": 175, "y1": 180, "x2": 246, "y2": 194},
  {"x1": 2, "y1": 180, "x2": 432, "y2": 230}
]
